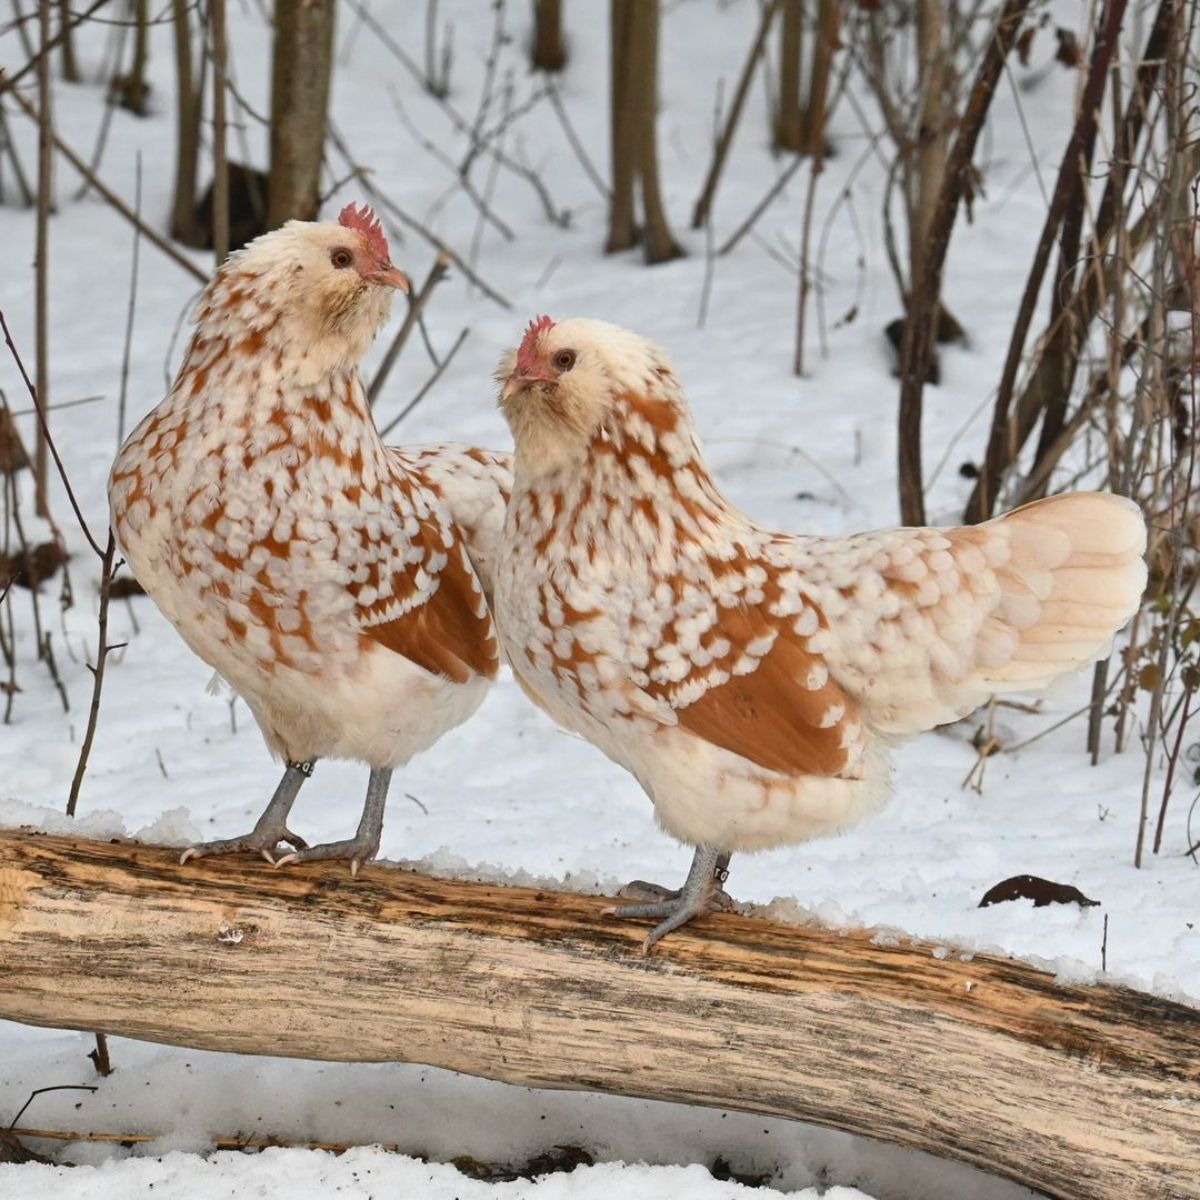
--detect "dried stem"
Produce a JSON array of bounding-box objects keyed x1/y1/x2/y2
[
  {"x1": 67, "y1": 532, "x2": 118, "y2": 817},
  {"x1": 0, "y1": 312, "x2": 104, "y2": 559},
  {"x1": 34, "y1": 0, "x2": 51, "y2": 519},
  {"x1": 89, "y1": 1031, "x2": 113, "y2": 1076},
  {"x1": 390, "y1": 89, "x2": 515, "y2": 242},
  {"x1": 116, "y1": 154, "x2": 143, "y2": 446},
  {"x1": 718, "y1": 154, "x2": 805, "y2": 257},
  {"x1": 346, "y1": 0, "x2": 558, "y2": 224},
  {"x1": 9, "y1": 1126, "x2": 402, "y2": 1154},
  {"x1": 0, "y1": 104, "x2": 35, "y2": 206},
  {"x1": 963, "y1": 0, "x2": 1128, "y2": 523}
]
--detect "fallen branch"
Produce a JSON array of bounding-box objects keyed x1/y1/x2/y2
[{"x1": 0, "y1": 831, "x2": 1196, "y2": 1200}]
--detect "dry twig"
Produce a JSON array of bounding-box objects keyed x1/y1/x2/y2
[
  {"x1": 7, "y1": 87, "x2": 207, "y2": 283},
  {"x1": 379, "y1": 327, "x2": 470, "y2": 438},
  {"x1": 368, "y1": 251, "x2": 451, "y2": 405}
]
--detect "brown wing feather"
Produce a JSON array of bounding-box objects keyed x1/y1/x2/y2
[
  {"x1": 673, "y1": 633, "x2": 859, "y2": 777},
  {"x1": 645, "y1": 596, "x2": 863, "y2": 779},
  {"x1": 361, "y1": 535, "x2": 499, "y2": 684}
]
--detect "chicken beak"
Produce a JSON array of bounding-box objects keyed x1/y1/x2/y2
[
  {"x1": 373, "y1": 263, "x2": 410, "y2": 293},
  {"x1": 502, "y1": 364, "x2": 557, "y2": 404},
  {"x1": 500, "y1": 373, "x2": 526, "y2": 405}
]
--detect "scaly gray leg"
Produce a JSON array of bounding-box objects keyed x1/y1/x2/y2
[
  {"x1": 180, "y1": 760, "x2": 314, "y2": 865},
  {"x1": 605, "y1": 845, "x2": 733, "y2": 951},
  {"x1": 274, "y1": 766, "x2": 392, "y2": 876}
]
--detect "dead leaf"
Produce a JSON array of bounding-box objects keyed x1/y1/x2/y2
[
  {"x1": 1055, "y1": 28, "x2": 1081, "y2": 67},
  {"x1": 979, "y1": 875, "x2": 1099, "y2": 909}
]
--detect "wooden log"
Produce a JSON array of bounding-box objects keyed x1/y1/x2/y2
[{"x1": 0, "y1": 830, "x2": 1196, "y2": 1199}]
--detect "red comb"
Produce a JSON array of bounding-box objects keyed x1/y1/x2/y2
[
  {"x1": 516, "y1": 314, "x2": 554, "y2": 374},
  {"x1": 338, "y1": 202, "x2": 390, "y2": 262}
]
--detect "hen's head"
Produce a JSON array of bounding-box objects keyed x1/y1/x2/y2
[
  {"x1": 209, "y1": 203, "x2": 409, "y2": 375},
  {"x1": 498, "y1": 316, "x2": 683, "y2": 477}
]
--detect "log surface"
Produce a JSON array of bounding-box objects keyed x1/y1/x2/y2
[{"x1": 0, "y1": 830, "x2": 1196, "y2": 1199}]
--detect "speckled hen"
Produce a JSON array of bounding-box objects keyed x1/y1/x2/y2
[
  {"x1": 110, "y1": 204, "x2": 510, "y2": 871},
  {"x1": 495, "y1": 317, "x2": 1147, "y2": 948}
]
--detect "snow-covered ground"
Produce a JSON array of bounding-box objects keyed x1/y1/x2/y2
[{"x1": 0, "y1": 2, "x2": 1193, "y2": 1196}]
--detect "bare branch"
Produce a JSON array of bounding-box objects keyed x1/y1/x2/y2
[
  {"x1": 7, "y1": 85, "x2": 208, "y2": 283},
  {"x1": 0, "y1": 312, "x2": 104, "y2": 558},
  {"x1": 378, "y1": 327, "x2": 470, "y2": 438},
  {"x1": 691, "y1": 0, "x2": 780, "y2": 230},
  {"x1": 368, "y1": 251, "x2": 450, "y2": 406},
  {"x1": 895, "y1": 0, "x2": 1033, "y2": 525}
]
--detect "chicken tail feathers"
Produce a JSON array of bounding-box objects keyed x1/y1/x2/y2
[{"x1": 969, "y1": 491, "x2": 1147, "y2": 692}]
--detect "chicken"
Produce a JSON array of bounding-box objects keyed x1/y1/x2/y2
[
  {"x1": 495, "y1": 316, "x2": 1147, "y2": 948},
  {"x1": 391, "y1": 442, "x2": 512, "y2": 610},
  {"x1": 110, "y1": 204, "x2": 508, "y2": 872}
]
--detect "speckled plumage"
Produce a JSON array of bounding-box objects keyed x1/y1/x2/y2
[
  {"x1": 109, "y1": 213, "x2": 509, "y2": 866},
  {"x1": 496, "y1": 318, "x2": 1148, "y2": 874}
]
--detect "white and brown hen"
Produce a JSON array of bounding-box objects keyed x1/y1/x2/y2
[
  {"x1": 495, "y1": 316, "x2": 1147, "y2": 948},
  {"x1": 110, "y1": 205, "x2": 509, "y2": 871}
]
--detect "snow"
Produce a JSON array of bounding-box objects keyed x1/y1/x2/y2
[
  {"x1": 1, "y1": 1152, "x2": 879, "y2": 1200},
  {"x1": 0, "y1": 1, "x2": 1193, "y2": 1197}
]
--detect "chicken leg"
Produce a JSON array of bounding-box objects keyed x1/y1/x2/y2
[
  {"x1": 273, "y1": 766, "x2": 393, "y2": 876},
  {"x1": 180, "y1": 760, "x2": 313, "y2": 864},
  {"x1": 605, "y1": 845, "x2": 733, "y2": 951}
]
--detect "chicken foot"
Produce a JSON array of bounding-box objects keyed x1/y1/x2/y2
[
  {"x1": 273, "y1": 766, "x2": 392, "y2": 876},
  {"x1": 180, "y1": 760, "x2": 314, "y2": 864},
  {"x1": 606, "y1": 845, "x2": 733, "y2": 951}
]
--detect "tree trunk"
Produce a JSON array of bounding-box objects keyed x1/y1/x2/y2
[
  {"x1": 630, "y1": 0, "x2": 680, "y2": 264},
  {"x1": 799, "y1": 0, "x2": 837, "y2": 156},
  {"x1": 268, "y1": 0, "x2": 336, "y2": 227},
  {"x1": 774, "y1": 0, "x2": 804, "y2": 152},
  {"x1": 169, "y1": 0, "x2": 205, "y2": 246},
  {"x1": 114, "y1": 0, "x2": 151, "y2": 116},
  {"x1": 532, "y1": 0, "x2": 566, "y2": 71},
  {"x1": 0, "y1": 831, "x2": 1197, "y2": 1200},
  {"x1": 56, "y1": 0, "x2": 78, "y2": 81},
  {"x1": 606, "y1": 0, "x2": 638, "y2": 252}
]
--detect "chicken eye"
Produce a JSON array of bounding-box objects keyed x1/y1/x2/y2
[
  {"x1": 553, "y1": 349, "x2": 576, "y2": 372},
  {"x1": 330, "y1": 248, "x2": 354, "y2": 269}
]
